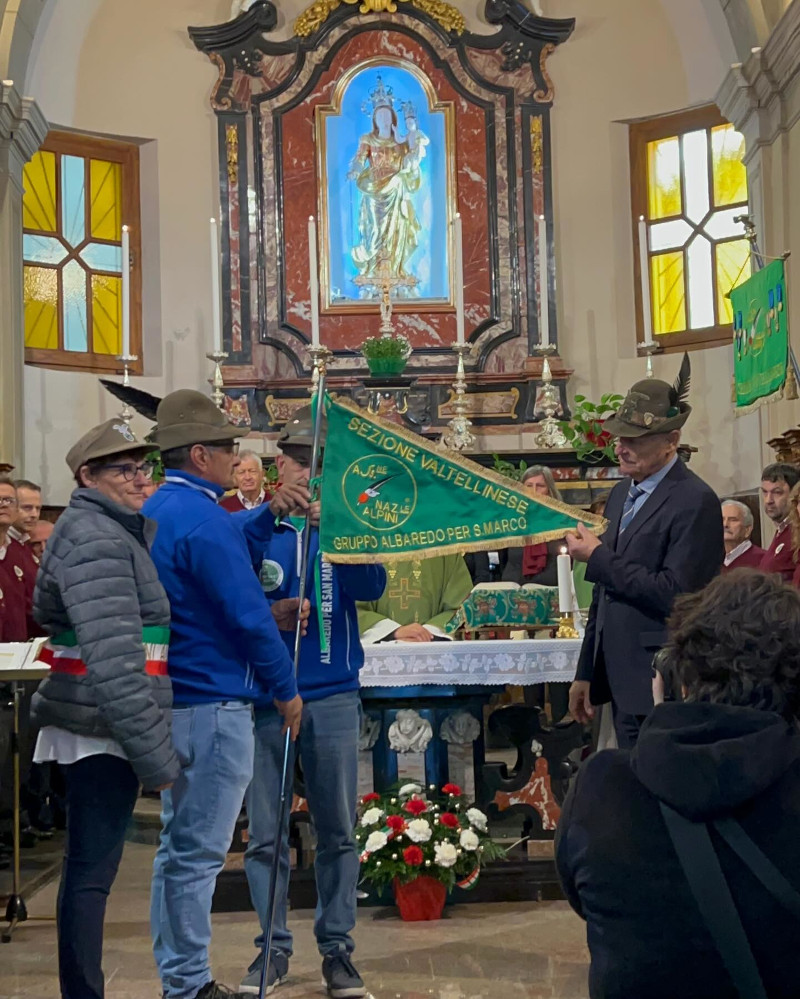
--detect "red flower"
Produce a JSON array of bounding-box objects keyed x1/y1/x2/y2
[
  {"x1": 361, "y1": 792, "x2": 381, "y2": 804},
  {"x1": 403, "y1": 798, "x2": 428, "y2": 816},
  {"x1": 439, "y1": 812, "x2": 460, "y2": 829},
  {"x1": 442, "y1": 783, "x2": 462, "y2": 796},
  {"x1": 403, "y1": 845, "x2": 424, "y2": 867},
  {"x1": 386, "y1": 815, "x2": 407, "y2": 834}
]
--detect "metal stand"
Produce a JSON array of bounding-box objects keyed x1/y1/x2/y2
[
  {"x1": 114, "y1": 354, "x2": 139, "y2": 423},
  {"x1": 637, "y1": 340, "x2": 660, "y2": 379},
  {"x1": 3, "y1": 682, "x2": 28, "y2": 942},
  {"x1": 555, "y1": 612, "x2": 579, "y2": 639},
  {"x1": 306, "y1": 344, "x2": 333, "y2": 394},
  {"x1": 533, "y1": 347, "x2": 568, "y2": 448},
  {"x1": 441, "y1": 343, "x2": 475, "y2": 451},
  {"x1": 205, "y1": 350, "x2": 229, "y2": 410}
]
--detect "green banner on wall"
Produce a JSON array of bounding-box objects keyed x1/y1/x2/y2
[
  {"x1": 318, "y1": 396, "x2": 605, "y2": 563},
  {"x1": 731, "y1": 258, "x2": 788, "y2": 413}
]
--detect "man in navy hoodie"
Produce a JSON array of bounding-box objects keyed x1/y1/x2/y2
[
  {"x1": 143, "y1": 390, "x2": 308, "y2": 999},
  {"x1": 240, "y1": 407, "x2": 385, "y2": 999}
]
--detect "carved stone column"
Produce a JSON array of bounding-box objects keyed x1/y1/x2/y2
[{"x1": 0, "y1": 81, "x2": 48, "y2": 468}]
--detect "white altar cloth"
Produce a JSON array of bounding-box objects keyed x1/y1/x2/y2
[{"x1": 360, "y1": 638, "x2": 581, "y2": 687}]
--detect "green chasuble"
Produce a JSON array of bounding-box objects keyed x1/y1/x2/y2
[{"x1": 357, "y1": 555, "x2": 473, "y2": 643}]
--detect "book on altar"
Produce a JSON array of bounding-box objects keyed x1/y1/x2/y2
[
  {"x1": 0, "y1": 637, "x2": 47, "y2": 673},
  {"x1": 446, "y1": 583, "x2": 559, "y2": 634}
]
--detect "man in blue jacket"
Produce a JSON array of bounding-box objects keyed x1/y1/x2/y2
[
  {"x1": 143, "y1": 390, "x2": 308, "y2": 999},
  {"x1": 240, "y1": 407, "x2": 385, "y2": 999}
]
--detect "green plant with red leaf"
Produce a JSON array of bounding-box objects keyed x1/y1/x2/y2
[
  {"x1": 558, "y1": 393, "x2": 624, "y2": 463},
  {"x1": 354, "y1": 783, "x2": 505, "y2": 892}
]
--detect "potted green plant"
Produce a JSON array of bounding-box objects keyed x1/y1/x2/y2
[
  {"x1": 558, "y1": 393, "x2": 624, "y2": 463},
  {"x1": 355, "y1": 782, "x2": 504, "y2": 921},
  {"x1": 359, "y1": 333, "x2": 411, "y2": 376}
]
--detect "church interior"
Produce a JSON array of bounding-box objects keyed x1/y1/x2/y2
[{"x1": 2, "y1": 1, "x2": 800, "y2": 997}]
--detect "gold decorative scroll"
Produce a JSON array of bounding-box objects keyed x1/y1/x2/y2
[
  {"x1": 530, "y1": 115, "x2": 543, "y2": 174},
  {"x1": 438, "y1": 387, "x2": 520, "y2": 421},
  {"x1": 225, "y1": 124, "x2": 238, "y2": 184},
  {"x1": 533, "y1": 43, "x2": 556, "y2": 103},
  {"x1": 294, "y1": 0, "x2": 465, "y2": 38},
  {"x1": 264, "y1": 395, "x2": 313, "y2": 424}
]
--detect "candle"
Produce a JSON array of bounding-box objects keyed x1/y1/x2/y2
[
  {"x1": 538, "y1": 215, "x2": 550, "y2": 349},
  {"x1": 639, "y1": 215, "x2": 655, "y2": 346},
  {"x1": 308, "y1": 216, "x2": 320, "y2": 347},
  {"x1": 209, "y1": 217, "x2": 222, "y2": 353},
  {"x1": 121, "y1": 225, "x2": 130, "y2": 357},
  {"x1": 453, "y1": 213, "x2": 465, "y2": 345},
  {"x1": 557, "y1": 545, "x2": 573, "y2": 613}
]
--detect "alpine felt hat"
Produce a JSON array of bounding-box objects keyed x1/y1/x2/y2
[
  {"x1": 147, "y1": 389, "x2": 241, "y2": 451},
  {"x1": 278, "y1": 404, "x2": 328, "y2": 449},
  {"x1": 603, "y1": 354, "x2": 692, "y2": 439},
  {"x1": 66, "y1": 419, "x2": 151, "y2": 474}
]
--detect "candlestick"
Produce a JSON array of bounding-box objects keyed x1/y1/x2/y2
[
  {"x1": 533, "y1": 345, "x2": 568, "y2": 448},
  {"x1": 308, "y1": 216, "x2": 320, "y2": 347},
  {"x1": 441, "y1": 343, "x2": 475, "y2": 451},
  {"x1": 210, "y1": 218, "x2": 222, "y2": 353},
  {"x1": 114, "y1": 353, "x2": 139, "y2": 424},
  {"x1": 638, "y1": 215, "x2": 655, "y2": 347},
  {"x1": 538, "y1": 215, "x2": 550, "y2": 349},
  {"x1": 306, "y1": 343, "x2": 333, "y2": 395},
  {"x1": 556, "y1": 545, "x2": 573, "y2": 613},
  {"x1": 637, "y1": 338, "x2": 660, "y2": 378},
  {"x1": 453, "y1": 213, "x2": 465, "y2": 346},
  {"x1": 205, "y1": 349, "x2": 228, "y2": 410},
  {"x1": 121, "y1": 225, "x2": 130, "y2": 357},
  {"x1": 556, "y1": 611, "x2": 580, "y2": 639}
]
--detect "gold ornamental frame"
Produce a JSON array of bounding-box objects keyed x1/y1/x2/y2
[{"x1": 314, "y1": 56, "x2": 458, "y2": 315}]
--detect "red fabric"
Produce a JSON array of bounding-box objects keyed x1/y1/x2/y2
[
  {"x1": 0, "y1": 544, "x2": 29, "y2": 641},
  {"x1": 759, "y1": 523, "x2": 796, "y2": 582},
  {"x1": 721, "y1": 544, "x2": 766, "y2": 574},
  {"x1": 393, "y1": 876, "x2": 447, "y2": 921},
  {"x1": 522, "y1": 542, "x2": 548, "y2": 577}
]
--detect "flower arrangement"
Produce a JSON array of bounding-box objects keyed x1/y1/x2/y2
[
  {"x1": 558, "y1": 393, "x2": 624, "y2": 463},
  {"x1": 359, "y1": 333, "x2": 412, "y2": 376},
  {"x1": 354, "y1": 782, "x2": 504, "y2": 893}
]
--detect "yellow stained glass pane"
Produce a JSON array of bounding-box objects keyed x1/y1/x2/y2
[
  {"x1": 711, "y1": 124, "x2": 747, "y2": 207},
  {"x1": 90, "y1": 159, "x2": 122, "y2": 241},
  {"x1": 651, "y1": 251, "x2": 686, "y2": 335},
  {"x1": 24, "y1": 265, "x2": 59, "y2": 349},
  {"x1": 647, "y1": 136, "x2": 682, "y2": 220},
  {"x1": 717, "y1": 239, "x2": 751, "y2": 325},
  {"x1": 91, "y1": 273, "x2": 122, "y2": 355},
  {"x1": 23, "y1": 151, "x2": 57, "y2": 233}
]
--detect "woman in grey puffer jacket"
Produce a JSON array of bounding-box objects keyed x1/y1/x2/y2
[{"x1": 31, "y1": 419, "x2": 180, "y2": 999}]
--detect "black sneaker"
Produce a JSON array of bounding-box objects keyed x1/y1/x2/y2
[
  {"x1": 192, "y1": 981, "x2": 249, "y2": 999},
  {"x1": 239, "y1": 952, "x2": 289, "y2": 996},
  {"x1": 321, "y1": 954, "x2": 366, "y2": 998}
]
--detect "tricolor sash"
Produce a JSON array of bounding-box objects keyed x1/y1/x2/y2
[{"x1": 37, "y1": 625, "x2": 170, "y2": 676}]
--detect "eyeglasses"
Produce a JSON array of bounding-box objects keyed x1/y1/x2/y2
[
  {"x1": 0, "y1": 496, "x2": 17, "y2": 508},
  {"x1": 103, "y1": 461, "x2": 157, "y2": 482},
  {"x1": 199, "y1": 441, "x2": 240, "y2": 456}
]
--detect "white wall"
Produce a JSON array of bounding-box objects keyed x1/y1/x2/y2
[{"x1": 19, "y1": 0, "x2": 761, "y2": 502}]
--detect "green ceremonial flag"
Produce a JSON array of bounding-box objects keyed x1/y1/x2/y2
[
  {"x1": 731, "y1": 258, "x2": 788, "y2": 412},
  {"x1": 319, "y1": 395, "x2": 606, "y2": 563}
]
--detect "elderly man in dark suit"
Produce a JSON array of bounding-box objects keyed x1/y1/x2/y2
[{"x1": 566, "y1": 358, "x2": 723, "y2": 748}]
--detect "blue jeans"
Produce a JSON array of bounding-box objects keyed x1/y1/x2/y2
[
  {"x1": 151, "y1": 702, "x2": 254, "y2": 999},
  {"x1": 244, "y1": 691, "x2": 360, "y2": 959}
]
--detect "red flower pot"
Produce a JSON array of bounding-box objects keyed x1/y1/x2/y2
[{"x1": 393, "y1": 876, "x2": 447, "y2": 921}]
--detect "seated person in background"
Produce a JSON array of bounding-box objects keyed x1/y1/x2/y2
[
  {"x1": 357, "y1": 555, "x2": 472, "y2": 643},
  {"x1": 556, "y1": 569, "x2": 800, "y2": 999},
  {"x1": 219, "y1": 448, "x2": 268, "y2": 511},
  {"x1": 501, "y1": 466, "x2": 564, "y2": 586},
  {"x1": 721, "y1": 498, "x2": 764, "y2": 572},
  {"x1": 758, "y1": 462, "x2": 800, "y2": 580}
]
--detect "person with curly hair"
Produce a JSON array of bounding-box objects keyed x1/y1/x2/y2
[{"x1": 556, "y1": 569, "x2": 800, "y2": 999}]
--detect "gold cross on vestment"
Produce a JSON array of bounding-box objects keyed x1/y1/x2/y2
[{"x1": 388, "y1": 576, "x2": 422, "y2": 610}]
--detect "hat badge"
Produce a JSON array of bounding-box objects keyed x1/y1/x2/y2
[{"x1": 113, "y1": 423, "x2": 136, "y2": 443}]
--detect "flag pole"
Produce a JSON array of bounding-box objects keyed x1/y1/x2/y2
[{"x1": 257, "y1": 369, "x2": 327, "y2": 999}]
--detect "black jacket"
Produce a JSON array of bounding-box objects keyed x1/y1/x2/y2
[
  {"x1": 556, "y1": 702, "x2": 800, "y2": 999},
  {"x1": 576, "y1": 459, "x2": 723, "y2": 713}
]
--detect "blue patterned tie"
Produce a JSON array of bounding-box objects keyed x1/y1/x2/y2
[{"x1": 618, "y1": 483, "x2": 645, "y2": 534}]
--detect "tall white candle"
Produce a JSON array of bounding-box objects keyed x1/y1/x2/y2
[
  {"x1": 308, "y1": 216, "x2": 320, "y2": 347},
  {"x1": 557, "y1": 546, "x2": 573, "y2": 613},
  {"x1": 209, "y1": 218, "x2": 222, "y2": 353},
  {"x1": 538, "y1": 215, "x2": 550, "y2": 349},
  {"x1": 454, "y1": 212, "x2": 465, "y2": 346},
  {"x1": 121, "y1": 225, "x2": 130, "y2": 357},
  {"x1": 639, "y1": 215, "x2": 655, "y2": 346}
]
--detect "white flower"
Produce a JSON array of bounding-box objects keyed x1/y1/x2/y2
[
  {"x1": 399, "y1": 783, "x2": 422, "y2": 797},
  {"x1": 405, "y1": 819, "x2": 432, "y2": 843},
  {"x1": 360, "y1": 807, "x2": 384, "y2": 827},
  {"x1": 364, "y1": 831, "x2": 388, "y2": 854},
  {"x1": 434, "y1": 842, "x2": 458, "y2": 868},
  {"x1": 459, "y1": 829, "x2": 479, "y2": 851},
  {"x1": 466, "y1": 808, "x2": 488, "y2": 832}
]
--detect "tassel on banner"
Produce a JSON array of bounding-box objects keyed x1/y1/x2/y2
[{"x1": 786, "y1": 364, "x2": 799, "y2": 401}]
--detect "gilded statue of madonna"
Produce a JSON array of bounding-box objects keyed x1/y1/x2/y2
[{"x1": 348, "y1": 77, "x2": 429, "y2": 296}]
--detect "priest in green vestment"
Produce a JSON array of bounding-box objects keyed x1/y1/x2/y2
[{"x1": 357, "y1": 555, "x2": 473, "y2": 643}]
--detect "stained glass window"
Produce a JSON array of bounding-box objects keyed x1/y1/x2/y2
[
  {"x1": 631, "y1": 108, "x2": 750, "y2": 350},
  {"x1": 22, "y1": 131, "x2": 140, "y2": 372}
]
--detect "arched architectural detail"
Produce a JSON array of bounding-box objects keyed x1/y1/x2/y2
[{"x1": 0, "y1": 0, "x2": 49, "y2": 83}]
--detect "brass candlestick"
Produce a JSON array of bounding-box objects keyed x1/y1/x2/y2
[
  {"x1": 205, "y1": 350, "x2": 229, "y2": 410},
  {"x1": 533, "y1": 346, "x2": 568, "y2": 448},
  {"x1": 114, "y1": 354, "x2": 139, "y2": 423},
  {"x1": 441, "y1": 343, "x2": 475, "y2": 451},
  {"x1": 307, "y1": 344, "x2": 333, "y2": 393},
  {"x1": 556, "y1": 611, "x2": 580, "y2": 639}
]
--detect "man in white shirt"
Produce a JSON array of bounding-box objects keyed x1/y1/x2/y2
[{"x1": 721, "y1": 499, "x2": 764, "y2": 573}]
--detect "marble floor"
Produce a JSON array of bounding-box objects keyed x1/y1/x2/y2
[{"x1": 3, "y1": 842, "x2": 590, "y2": 999}]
